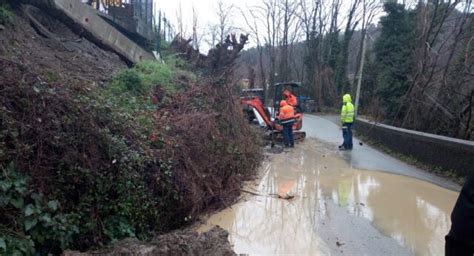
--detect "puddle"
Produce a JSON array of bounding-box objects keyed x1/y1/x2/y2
[{"x1": 198, "y1": 139, "x2": 459, "y2": 255}]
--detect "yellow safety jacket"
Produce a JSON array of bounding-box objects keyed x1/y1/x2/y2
[{"x1": 341, "y1": 94, "x2": 355, "y2": 123}]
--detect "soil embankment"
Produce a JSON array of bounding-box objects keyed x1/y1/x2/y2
[
  {"x1": 1, "y1": 3, "x2": 260, "y2": 254},
  {"x1": 0, "y1": 5, "x2": 126, "y2": 84}
]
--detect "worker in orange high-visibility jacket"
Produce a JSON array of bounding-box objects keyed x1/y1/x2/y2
[
  {"x1": 278, "y1": 100, "x2": 296, "y2": 147},
  {"x1": 283, "y1": 89, "x2": 298, "y2": 107}
]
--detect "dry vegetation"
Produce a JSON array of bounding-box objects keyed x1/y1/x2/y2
[{"x1": 0, "y1": 3, "x2": 261, "y2": 254}]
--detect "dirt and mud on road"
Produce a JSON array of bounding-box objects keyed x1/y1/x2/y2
[
  {"x1": 64, "y1": 226, "x2": 235, "y2": 256},
  {"x1": 198, "y1": 116, "x2": 459, "y2": 256}
]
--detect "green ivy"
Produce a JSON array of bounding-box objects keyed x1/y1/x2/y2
[
  {"x1": 103, "y1": 215, "x2": 136, "y2": 243},
  {"x1": 0, "y1": 4, "x2": 13, "y2": 25},
  {"x1": 0, "y1": 163, "x2": 79, "y2": 255}
]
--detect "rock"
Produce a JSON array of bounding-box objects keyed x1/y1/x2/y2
[{"x1": 0, "y1": 25, "x2": 5, "y2": 31}]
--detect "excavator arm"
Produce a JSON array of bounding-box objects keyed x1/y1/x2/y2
[
  {"x1": 240, "y1": 97, "x2": 274, "y2": 130},
  {"x1": 241, "y1": 97, "x2": 304, "y2": 131}
]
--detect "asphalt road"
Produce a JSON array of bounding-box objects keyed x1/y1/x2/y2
[
  {"x1": 198, "y1": 115, "x2": 460, "y2": 255},
  {"x1": 304, "y1": 115, "x2": 460, "y2": 191}
]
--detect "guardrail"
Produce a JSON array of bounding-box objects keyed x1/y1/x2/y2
[{"x1": 354, "y1": 117, "x2": 474, "y2": 177}]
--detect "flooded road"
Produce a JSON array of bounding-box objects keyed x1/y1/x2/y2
[
  {"x1": 198, "y1": 116, "x2": 459, "y2": 255},
  {"x1": 304, "y1": 115, "x2": 460, "y2": 191}
]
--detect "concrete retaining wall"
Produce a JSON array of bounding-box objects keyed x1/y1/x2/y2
[
  {"x1": 23, "y1": 0, "x2": 155, "y2": 64},
  {"x1": 354, "y1": 118, "x2": 474, "y2": 177}
]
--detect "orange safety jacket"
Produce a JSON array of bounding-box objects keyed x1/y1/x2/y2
[{"x1": 279, "y1": 104, "x2": 296, "y2": 122}]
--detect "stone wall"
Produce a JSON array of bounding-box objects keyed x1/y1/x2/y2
[{"x1": 355, "y1": 118, "x2": 474, "y2": 177}]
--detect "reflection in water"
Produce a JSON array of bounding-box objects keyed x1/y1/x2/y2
[{"x1": 199, "y1": 140, "x2": 458, "y2": 255}]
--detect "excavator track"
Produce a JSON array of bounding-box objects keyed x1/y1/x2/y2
[{"x1": 265, "y1": 130, "x2": 306, "y2": 143}]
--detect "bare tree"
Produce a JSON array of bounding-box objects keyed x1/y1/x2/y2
[
  {"x1": 216, "y1": 0, "x2": 234, "y2": 44},
  {"x1": 248, "y1": 66, "x2": 256, "y2": 89},
  {"x1": 297, "y1": 0, "x2": 321, "y2": 100},
  {"x1": 277, "y1": 0, "x2": 301, "y2": 82},
  {"x1": 334, "y1": 0, "x2": 361, "y2": 94},
  {"x1": 176, "y1": 1, "x2": 185, "y2": 37},
  {"x1": 192, "y1": 6, "x2": 202, "y2": 51},
  {"x1": 328, "y1": 0, "x2": 342, "y2": 35},
  {"x1": 387, "y1": 0, "x2": 474, "y2": 139},
  {"x1": 241, "y1": 6, "x2": 267, "y2": 94},
  {"x1": 204, "y1": 24, "x2": 220, "y2": 50},
  {"x1": 256, "y1": 0, "x2": 282, "y2": 97},
  {"x1": 316, "y1": 0, "x2": 328, "y2": 110}
]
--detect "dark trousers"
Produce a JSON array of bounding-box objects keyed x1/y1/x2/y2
[
  {"x1": 445, "y1": 235, "x2": 474, "y2": 256},
  {"x1": 282, "y1": 121, "x2": 294, "y2": 147},
  {"x1": 342, "y1": 122, "x2": 353, "y2": 149},
  {"x1": 445, "y1": 170, "x2": 474, "y2": 256}
]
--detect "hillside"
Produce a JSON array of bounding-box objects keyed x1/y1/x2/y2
[{"x1": 0, "y1": 3, "x2": 261, "y2": 254}]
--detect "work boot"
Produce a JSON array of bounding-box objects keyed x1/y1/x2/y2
[{"x1": 339, "y1": 144, "x2": 350, "y2": 151}]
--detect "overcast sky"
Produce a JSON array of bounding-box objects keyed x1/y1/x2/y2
[
  {"x1": 156, "y1": 0, "x2": 258, "y2": 50},
  {"x1": 157, "y1": 0, "x2": 256, "y2": 31},
  {"x1": 155, "y1": 0, "x2": 382, "y2": 52}
]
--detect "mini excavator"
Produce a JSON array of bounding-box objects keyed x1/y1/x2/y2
[{"x1": 240, "y1": 82, "x2": 306, "y2": 143}]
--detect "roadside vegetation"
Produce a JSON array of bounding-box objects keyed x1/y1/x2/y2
[
  {"x1": 237, "y1": 1, "x2": 473, "y2": 140},
  {"x1": 0, "y1": 4, "x2": 13, "y2": 25},
  {"x1": 0, "y1": 7, "x2": 261, "y2": 254}
]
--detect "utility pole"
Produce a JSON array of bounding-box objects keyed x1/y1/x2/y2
[
  {"x1": 354, "y1": 33, "x2": 366, "y2": 117},
  {"x1": 354, "y1": 0, "x2": 367, "y2": 117}
]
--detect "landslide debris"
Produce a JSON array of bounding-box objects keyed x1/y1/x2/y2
[
  {"x1": 0, "y1": 4, "x2": 126, "y2": 84},
  {"x1": 63, "y1": 226, "x2": 235, "y2": 256},
  {"x1": 0, "y1": 3, "x2": 261, "y2": 254}
]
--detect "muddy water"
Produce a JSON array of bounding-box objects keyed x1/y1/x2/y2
[{"x1": 198, "y1": 139, "x2": 459, "y2": 255}]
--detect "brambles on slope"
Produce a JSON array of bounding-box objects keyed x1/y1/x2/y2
[
  {"x1": 0, "y1": 58, "x2": 168, "y2": 251},
  {"x1": 0, "y1": 49, "x2": 261, "y2": 253}
]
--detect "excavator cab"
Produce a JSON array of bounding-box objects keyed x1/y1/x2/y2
[
  {"x1": 274, "y1": 82, "x2": 302, "y2": 112},
  {"x1": 274, "y1": 82, "x2": 303, "y2": 131}
]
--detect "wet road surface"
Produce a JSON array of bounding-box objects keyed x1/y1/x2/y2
[
  {"x1": 198, "y1": 115, "x2": 460, "y2": 255},
  {"x1": 304, "y1": 115, "x2": 460, "y2": 191}
]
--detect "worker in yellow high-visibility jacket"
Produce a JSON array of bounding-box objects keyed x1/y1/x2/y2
[{"x1": 339, "y1": 94, "x2": 355, "y2": 150}]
